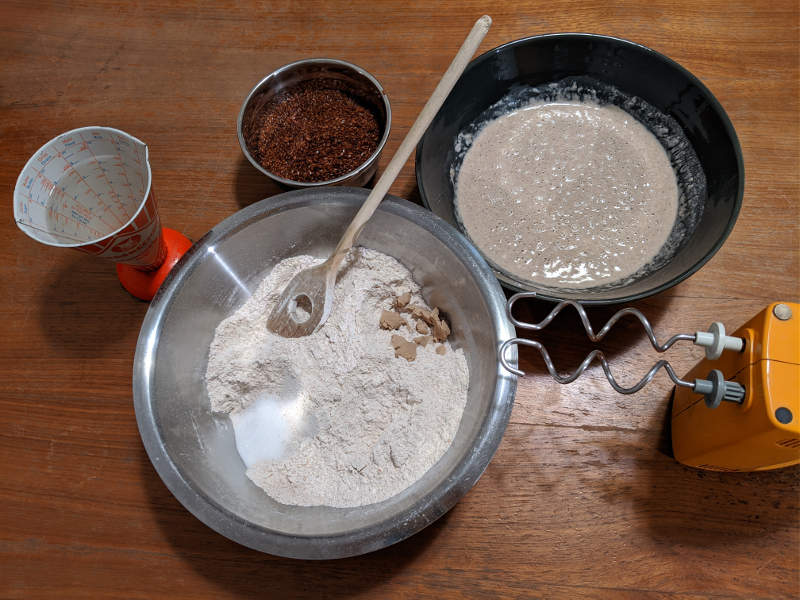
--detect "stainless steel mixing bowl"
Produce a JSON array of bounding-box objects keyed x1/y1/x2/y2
[{"x1": 133, "y1": 187, "x2": 517, "y2": 559}]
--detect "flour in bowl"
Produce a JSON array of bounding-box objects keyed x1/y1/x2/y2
[{"x1": 205, "y1": 247, "x2": 469, "y2": 508}]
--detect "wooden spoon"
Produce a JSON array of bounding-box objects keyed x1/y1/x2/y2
[{"x1": 267, "y1": 15, "x2": 492, "y2": 337}]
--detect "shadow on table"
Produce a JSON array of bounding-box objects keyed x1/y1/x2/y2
[
  {"x1": 398, "y1": 179, "x2": 422, "y2": 206},
  {"x1": 140, "y1": 446, "x2": 449, "y2": 597},
  {"x1": 233, "y1": 154, "x2": 420, "y2": 210},
  {"x1": 38, "y1": 253, "x2": 147, "y2": 357},
  {"x1": 234, "y1": 156, "x2": 283, "y2": 208},
  {"x1": 630, "y1": 394, "x2": 800, "y2": 547},
  {"x1": 509, "y1": 291, "x2": 676, "y2": 382}
]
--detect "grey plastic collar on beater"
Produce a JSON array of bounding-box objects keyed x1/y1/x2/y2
[{"x1": 695, "y1": 369, "x2": 746, "y2": 408}]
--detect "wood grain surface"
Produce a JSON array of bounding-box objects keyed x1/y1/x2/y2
[{"x1": 1, "y1": 1, "x2": 798, "y2": 598}]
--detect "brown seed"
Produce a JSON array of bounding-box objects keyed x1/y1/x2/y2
[{"x1": 248, "y1": 80, "x2": 380, "y2": 183}]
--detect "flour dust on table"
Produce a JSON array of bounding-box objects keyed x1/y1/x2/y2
[{"x1": 205, "y1": 247, "x2": 469, "y2": 508}]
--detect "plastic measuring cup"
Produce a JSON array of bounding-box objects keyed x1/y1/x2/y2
[{"x1": 14, "y1": 126, "x2": 191, "y2": 300}]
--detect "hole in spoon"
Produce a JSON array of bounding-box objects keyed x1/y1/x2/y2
[{"x1": 290, "y1": 294, "x2": 313, "y2": 324}]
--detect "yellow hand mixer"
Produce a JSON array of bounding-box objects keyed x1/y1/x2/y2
[{"x1": 500, "y1": 295, "x2": 800, "y2": 472}]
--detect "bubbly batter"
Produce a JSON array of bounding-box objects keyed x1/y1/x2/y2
[{"x1": 455, "y1": 100, "x2": 679, "y2": 288}]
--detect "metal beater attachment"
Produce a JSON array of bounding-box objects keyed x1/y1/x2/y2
[{"x1": 499, "y1": 292, "x2": 747, "y2": 406}]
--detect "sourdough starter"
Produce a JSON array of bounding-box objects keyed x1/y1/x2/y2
[{"x1": 455, "y1": 100, "x2": 679, "y2": 288}]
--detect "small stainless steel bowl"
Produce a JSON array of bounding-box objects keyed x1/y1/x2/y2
[
  {"x1": 237, "y1": 59, "x2": 391, "y2": 188},
  {"x1": 133, "y1": 187, "x2": 516, "y2": 559}
]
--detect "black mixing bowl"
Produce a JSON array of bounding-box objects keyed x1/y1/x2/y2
[{"x1": 415, "y1": 33, "x2": 744, "y2": 304}]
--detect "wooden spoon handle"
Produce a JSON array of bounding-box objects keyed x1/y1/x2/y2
[{"x1": 326, "y1": 15, "x2": 492, "y2": 271}]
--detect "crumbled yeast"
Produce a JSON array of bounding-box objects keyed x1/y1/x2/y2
[
  {"x1": 391, "y1": 334, "x2": 417, "y2": 362},
  {"x1": 379, "y1": 310, "x2": 406, "y2": 331},
  {"x1": 382, "y1": 292, "x2": 453, "y2": 358}
]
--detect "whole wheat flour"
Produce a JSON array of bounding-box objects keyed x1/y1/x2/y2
[{"x1": 205, "y1": 247, "x2": 469, "y2": 507}]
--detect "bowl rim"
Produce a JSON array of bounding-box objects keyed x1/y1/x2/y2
[
  {"x1": 415, "y1": 32, "x2": 745, "y2": 305},
  {"x1": 133, "y1": 187, "x2": 517, "y2": 559},
  {"x1": 237, "y1": 58, "x2": 392, "y2": 188}
]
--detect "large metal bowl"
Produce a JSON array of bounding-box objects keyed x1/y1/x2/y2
[
  {"x1": 133, "y1": 187, "x2": 517, "y2": 559},
  {"x1": 416, "y1": 33, "x2": 744, "y2": 304}
]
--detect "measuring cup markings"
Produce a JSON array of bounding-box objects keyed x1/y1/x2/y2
[
  {"x1": 86, "y1": 131, "x2": 132, "y2": 224},
  {"x1": 14, "y1": 126, "x2": 193, "y2": 299},
  {"x1": 15, "y1": 127, "x2": 162, "y2": 262}
]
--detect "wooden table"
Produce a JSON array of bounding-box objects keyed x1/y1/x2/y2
[{"x1": 2, "y1": 1, "x2": 798, "y2": 598}]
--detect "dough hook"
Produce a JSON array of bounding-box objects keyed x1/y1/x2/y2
[{"x1": 499, "y1": 292, "x2": 746, "y2": 407}]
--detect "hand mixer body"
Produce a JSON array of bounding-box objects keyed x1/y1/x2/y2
[{"x1": 671, "y1": 303, "x2": 800, "y2": 471}]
